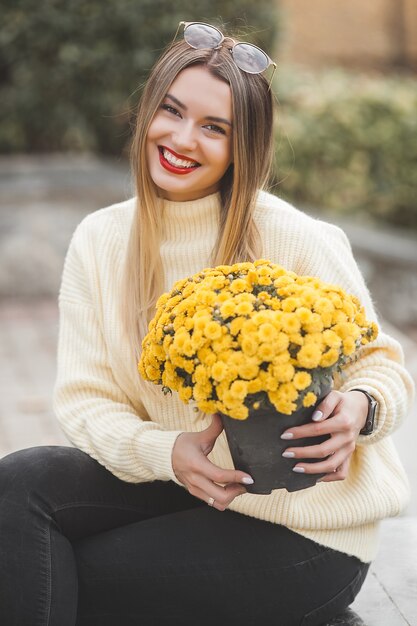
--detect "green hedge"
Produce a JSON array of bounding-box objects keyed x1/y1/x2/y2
[
  {"x1": 273, "y1": 67, "x2": 417, "y2": 232},
  {"x1": 0, "y1": 0, "x2": 279, "y2": 155}
]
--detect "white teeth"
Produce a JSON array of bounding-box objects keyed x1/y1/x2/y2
[{"x1": 163, "y1": 149, "x2": 198, "y2": 168}]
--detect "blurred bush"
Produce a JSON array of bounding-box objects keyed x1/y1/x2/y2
[
  {"x1": 0, "y1": 0, "x2": 279, "y2": 155},
  {"x1": 273, "y1": 67, "x2": 417, "y2": 232}
]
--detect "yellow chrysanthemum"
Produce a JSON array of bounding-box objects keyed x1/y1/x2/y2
[
  {"x1": 197, "y1": 347, "x2": 217, "y2": 366},
  {"x1": 211, "y1": 361, "x2": 230, "y2": 382},
  {"x1": 198, "y1": 290, "x2": 217, "y2": 307},
  {"x1": 296, "y1": 344, "x2": 322, "y2": 369},
  {"x1": 197, "y1": 400, "x2": 219, "y2": 414},
  {"x1": 235, "y1": 301, "x2": 254, "y2": 316},
  {"x1": 313, "y1": 297, "x2": 335, "y2": 315},
  {"x1": 220, "y1": 300, "x2": 236, "y2": 318},
  {"x1": 320, "y1": 349, "x2": 340, "y2": 368},
  {"x1": 288, "y1": 333, "x2": 304, "y2": 346},
  {"x1": 191, "y1": 331, "x2": 207, "y2": 351},
  {"x1": 303, "y1": 313, "x2": 324, "y2": 334},
  {"x1": 293, "y1": 371, "x2": 312, "y2": 390},
  {"x1": 230, "y1": 278, "x2": 249, "y2": 294},
  {"x1": 224, "y1": 405, "x2": 249, "y2": 420},
  {"x1": 211, "y1": 334, "x2": 233, "y2": 353},
  {"x1": 193, "y1": 381, "x2": 213, "y2": 402},
  {"x1": 258, "y1": 343, "x2": 275, "y2": 362},
  {"x1": 173, "y1": 330, "x2": 190, "y2": 354},
  {"x1": 204, "y1": 321, "x2": 223, "y2": 340},
  {"x1": 268, "y1": 391, "x2": 296, "y2": 415},
  {"x1": 281, "y1": 313, "x2": 301, "y2": 334},
  {"x1": 272, "y1": 362, "x2": 295, "y2": 383},
  {"x1": 303, "y1": 392, "x2": 317, "y2": 407},
  {"x1": 281, "y1": 297, "x2": 301, "y2": 312},
  {"x1": 241, "y1": 319, "x2": 257, "y2": 334},
  {"x1": 229, "y1": 379, "x2": 248, "y2": 400},
  {"x1": 279, "y1": 382, "x2": 299, "y2": 402},
  {"x1": 238, "y1": 359, "x2": 259, "y2": 380},
  {"x1": 193, "y1": 364, "x2": 210, "y2": 385},
  {"x1": 145, "y1": 364, "x2": 160, "y2": 381},
  {"x1": 303, "y1": 332, "x2": 324, "y2": 347},
  {"x1": 322, "y1": 329, "x2": 342, "y2": 349},
  {"x1": 274, "y1": 275, "x2": 294, "y2": 289},
  {"x1": 342, "y1": 336, "x2": 357, "y2": 356},
  {"x1": 156, "y1": 292, "x2": 171, "y2": 308},
  {"x1": 258, "y1": 323, "x2": 278, "y2": 342},
  {"x1": 194, "y1": 315, "x2": 211, "y2": 332},
  {"x1": 178, "y1": 385, "x2": 193, "y2": 402},
  {"x1": 299, "y1": 289, "x2": 317, "y2": 307},
  {"x1": 229, "y1": 317, "x2": 245, "y2": 336},
  {"x1": 258, "y1": 370, "x2": 279, "y2": 391},
  {"x1": 342, "y1": 301, "x2": 355, "y2": 319},
  {"x1": 258, "y1": 276, "x2": 272, "y2": 286},
  {"x1": 216, "y1": 292, "x2": 231, "y2": 304},
  {"x1": 295, "y1": 307, "x2": 313, "y2": 324},
  {"x1": 247, "y1": 378, "x2": 263, "y2": 394},
  {"x1": 332, "y1": 310, "x2": 348, "y2": 325},
  {"x1": 240, "y1": 336, "x2": 259, "y2": 357}
]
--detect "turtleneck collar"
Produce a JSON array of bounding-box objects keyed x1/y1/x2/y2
[{"x1": 160, "y1": 191, "x2": 221, "y2": 241}]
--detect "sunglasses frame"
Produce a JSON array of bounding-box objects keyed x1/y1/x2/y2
[{"x1": 175, "y1": 21, "x2": 277, "y2": 86}]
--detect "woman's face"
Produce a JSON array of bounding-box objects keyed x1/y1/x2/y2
[{"x1": 146, "y1": 65, "x2": 233, "y2": 202}]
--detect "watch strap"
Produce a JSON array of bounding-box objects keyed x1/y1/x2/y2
[{"x1": 349, "y1": 388, "x2": 378, "y2": 435}]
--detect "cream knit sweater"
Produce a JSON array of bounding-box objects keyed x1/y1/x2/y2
[{"x1": 54, "y1": 190, "x2": 414, "y2": 563}]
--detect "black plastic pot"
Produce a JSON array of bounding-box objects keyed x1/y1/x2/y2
[{"x1": 220, "y1": 384, "x2": 332, "y2": 494}]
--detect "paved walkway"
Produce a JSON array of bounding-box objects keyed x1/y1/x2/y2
[{"x1": 0, "y1": 298, "x2": 416, "y2": 625}]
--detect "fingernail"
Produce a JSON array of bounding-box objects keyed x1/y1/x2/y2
[
  {"x1": 282, "y1": 451, "x2": 295, "y2": 458},
  {"x1": 292, "y1": 466, "x2": 305, "y2": 473},
  {"x1": 312, "y1": 410, "x2": 324, "y2": 421},
  {"x1": 280, "y1": 432, "x2": 293, "y2": 440},
  {"x1": 241, "y1": 476, "x2": 254, "y2": 485}
]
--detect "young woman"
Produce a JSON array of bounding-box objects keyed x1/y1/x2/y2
[{"x1": 0, "y1": 22, "x2": 414, "y2": 626}]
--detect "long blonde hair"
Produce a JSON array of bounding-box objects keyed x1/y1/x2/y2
[{"x1": 122, "y1": 38, "x2": 275, "y2": 357}]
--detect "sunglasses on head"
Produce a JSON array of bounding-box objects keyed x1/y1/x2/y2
[{"x1": 175, "y1": 21, "x2": 277, "y2": 83}]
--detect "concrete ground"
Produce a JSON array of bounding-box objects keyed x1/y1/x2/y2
[{"x1": 0, "y1": 298, "x2": 416, "y2": 625}]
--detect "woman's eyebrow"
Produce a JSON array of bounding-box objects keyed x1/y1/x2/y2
[
  {"x1": 165, "y1": 94, "x2": 232, "y2": 127},
  {"x1": 165, "y1": 93, "x2": 187, "y2": 110},
  {"x1": 205, "y1": 115, "x2": 232, "y2": 128}
]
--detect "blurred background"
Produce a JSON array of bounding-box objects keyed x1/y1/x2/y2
[{"x1": 0, "y1": 1, "x2": 416, "y2": 510}]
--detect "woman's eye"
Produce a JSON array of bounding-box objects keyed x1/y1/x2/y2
[
  {"x1": 161, "y1": 104, "x2": 180, "y2": 117},
  {"x1": 205, "y1": 124, "x2": 226, "y2": 135}
]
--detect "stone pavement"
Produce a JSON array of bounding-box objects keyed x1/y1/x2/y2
[{"x1": 0, "y1": 297, "x2": 416, "y2": 625}]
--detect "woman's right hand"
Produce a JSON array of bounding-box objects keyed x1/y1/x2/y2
[{"x1": 172, "y1": 413, "x2": 254, "y2": 511}]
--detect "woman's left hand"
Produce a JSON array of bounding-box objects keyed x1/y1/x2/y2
[{"x1": 280, "y1": 390, "x2": 369, "y2": 483}]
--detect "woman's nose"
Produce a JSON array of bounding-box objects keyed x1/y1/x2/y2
[{"x1": 172, "y1": 121, "x2": 198, "y2": 152}]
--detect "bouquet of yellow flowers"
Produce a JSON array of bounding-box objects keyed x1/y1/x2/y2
[{"x1": 139, "y1": 259, "x2": 378, "y2": 421}]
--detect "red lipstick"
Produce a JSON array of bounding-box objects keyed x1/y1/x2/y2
[{"x1": 158, "y1": 146, "x2": 200, "y2": 175}]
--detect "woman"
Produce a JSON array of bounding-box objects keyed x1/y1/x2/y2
[{"x1": 0, "y1": 22, "x2": 414, "y2": 626}]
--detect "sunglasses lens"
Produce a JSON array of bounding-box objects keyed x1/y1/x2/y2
[
  {"x1": 232, "y1": 43, "x2": 269, "y2": 73},
  {"x1": 184, "y1": 23, "x2": 223, "y2": 49}
]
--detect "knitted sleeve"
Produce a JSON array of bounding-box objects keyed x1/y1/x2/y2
[
  {"x1": 296, "y1": 220, "x2": 415, "y2": 445},
  {"x1": 53, "y1": 218, "x2": 183, "y2": 483}
]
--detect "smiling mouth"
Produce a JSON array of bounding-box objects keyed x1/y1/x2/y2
[{"x1": 158, "y1": 146, "x2": 201, "y2": 174}]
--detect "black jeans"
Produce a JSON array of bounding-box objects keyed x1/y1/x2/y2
[{"x1": 0, "y1": 446, "x2": 369, "y2": 626}]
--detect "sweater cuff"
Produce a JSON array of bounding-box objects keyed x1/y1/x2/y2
[{"x1": 133, "y1": 429, "x2": 184, "y2": 484}]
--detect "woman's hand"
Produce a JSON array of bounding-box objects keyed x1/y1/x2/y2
[
  {"x1": 280, "y1": 390, "x2": 369, "y2": 483},
  {"x1": 172, "y1": 413, "x2": 254, "y2": 511}
]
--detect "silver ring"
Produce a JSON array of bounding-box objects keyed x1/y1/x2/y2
[{"x1": 208, "y1": 496, "x2": 215, "y2": 507}]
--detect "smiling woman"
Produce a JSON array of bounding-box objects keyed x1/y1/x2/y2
[
  {"x1": 0, "y1": 20, "x2": 414, "y2": 626},
  {"x1": 146, "y1": 66, "x2": 233, "y2": 201}
]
